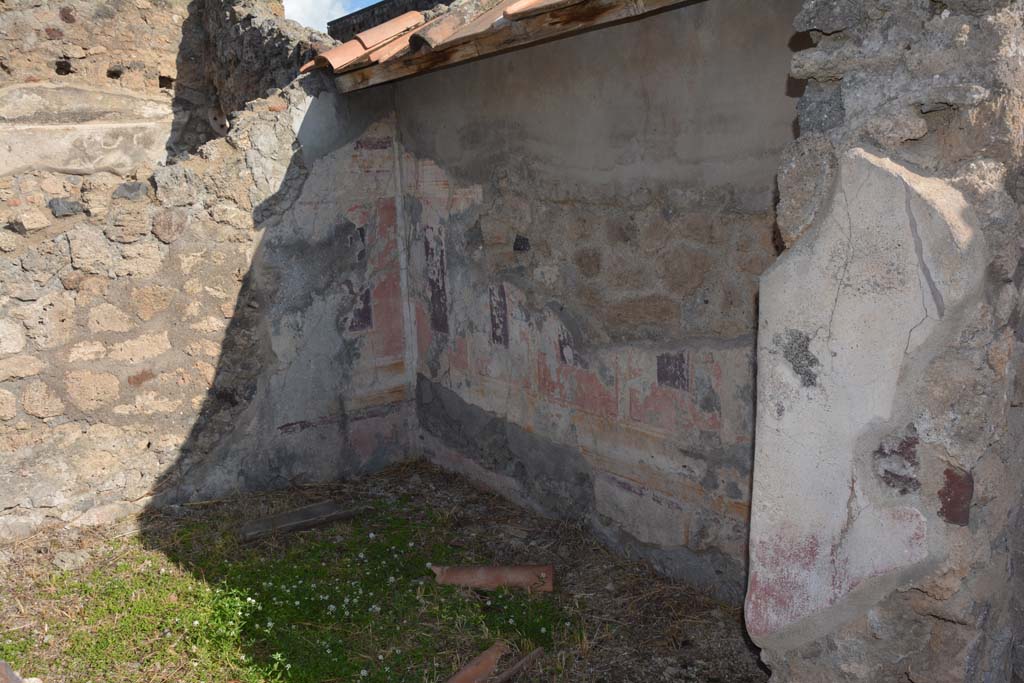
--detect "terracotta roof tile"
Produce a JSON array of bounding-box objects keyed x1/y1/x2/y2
[
  {"x1": 300, "y1": 40, "x2": 366, "y2": 73},
  {"x1": 301, "y1": 12, "x2": 425, "y2": 74},
  {"x1": 408, "y1": 12, "x2": 465, "y2": 50},
  {"x1": 322, "y1": 0, "x2": 694, "y2": 90},
  {"x1": 503, "y1": 0, "x2": 585, "y2": 20},
  {"x1": 434, "y1": 0, "x2": 518, "y2": 50},
  {"x1": 368, "y1": 32, "x2": 415, "y2": 63},
  {"x1": 355, "y1": 11, "x2": 425, "y2": 50}
]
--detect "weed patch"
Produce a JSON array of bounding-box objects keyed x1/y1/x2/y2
[{"x1": 2, "y1": 505, "x2": 571, "y2": 682}]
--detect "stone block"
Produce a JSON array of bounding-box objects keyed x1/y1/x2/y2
[
  {"x1": 151, "y1": 208, "x2": 189, "y2": 243},
  {"x1": 657, "y1": 243, "x2": 712, "y2": 296},
  {"x1": 68, "y1": 223, "x2": 115, "y2": 274},
  {"x1": 112, "y1": 181, "x2": 150, "y2": 201},
  {"x1": 133, "y1": 284, "x2": 175, "y2": 320},
  {"x1": 87, "y1": 303, "x2": 134, "y2": 333},
  {"x1": 48, "y1": 197, "x2": 84, "y2": 217},
  {"x1": 0, "y1": 319, "x2": 26, "y2": 355},
  {"x1": 109, "y1": 332, "x2": 171, "y2": 363},
  {"x1": 0, "y1": 354, "x2": 45, "y2": 382},
  {"x1": 69, "y1": 501, "x2": 141, "y2": 528},
  {"x1": 0, "y1": 389, "x2": 15, "y2": 421},
  {"x1": 22, "y1": 380, "x2": 64, "y2": 418},
  {"x1": 14, "y1": 209, "x2": 51, "y2": 233},
  {"x1": 106, "y1": 204, "x2": 152, "y2": 243},
  {"x1": 68, "y1": 341, "x2": 106, "y2": 362},
  {"x1": 65, "y1": 370, "x2": 120, "y2": 410},
  {"x1": 12, "y1": 291, "x2": 76, "y2": 350},
  {"x1": 115, "y1": 241, "x2": 164, "y2": 278},
  {"x1": 775, "y1": 133, "x2": 837, "y2": 248}
]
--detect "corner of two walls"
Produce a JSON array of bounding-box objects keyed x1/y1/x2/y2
[
  {"x1": 146, "y1": 79, "x2": 420, "y2": 505},
  {"x1": 385, "y1": 0, "x2": 803, "y2": 604}
]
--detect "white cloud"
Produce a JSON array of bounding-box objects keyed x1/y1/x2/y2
[{"x1": 283, "y1": 0, "x2": 366, "y2": 31}]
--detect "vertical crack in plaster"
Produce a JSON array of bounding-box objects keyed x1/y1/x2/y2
[
  {"x1": 902, "y1": 180, "x2": 944, "y2": 354},
  {"x1": 830, "y1": 474, "x2": 861, "y2": 595},
  {"x1": 826, "y1": 183, "x2": 855, "y2": 352}
]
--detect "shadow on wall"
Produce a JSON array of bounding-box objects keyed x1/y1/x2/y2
[
  {"x1": 154, "y1": 81, "x2": 406, "y2": 503},
  {"x1": 133, "y1": 1, "x2": 808, "y2": 674},
  {"x1": 138, "y1": 7, "x2": 413, "y2": 663},
  {"x1": 166, "y1": 0, "x2": 220, "y2": 159}
]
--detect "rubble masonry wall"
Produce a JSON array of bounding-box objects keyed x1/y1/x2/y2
[{"x1": 393, "y1": 0, "x2": 802, "y2": 601}]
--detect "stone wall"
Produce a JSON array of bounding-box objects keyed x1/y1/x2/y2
[
  {"x1": 0, "y1": 0, "x2": 804, "y2": 605},
  {"x1": 393, "y1": 0, "x2": 802, "y2": 601},
  {"x1": 1, "y1": 0, "x2": 200, "y2": 539},
  {"x1": 0, "y1": 0, "x2": 415, "y2": 539},
  {"x1": 5, "y1": 0, "x2": 1022, "y2": 678},
  {"x1": 747, "y1": 0, "x2": 1024, "y2": 680}
]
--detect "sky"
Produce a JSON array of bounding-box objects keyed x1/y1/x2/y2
[{"x1": 283, "y1": 0, "x2": 372, "y2": 31}]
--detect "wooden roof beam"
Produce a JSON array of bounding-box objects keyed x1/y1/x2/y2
[{"x1": 334, "y1": 0, "x2": 698, "y2": 93}]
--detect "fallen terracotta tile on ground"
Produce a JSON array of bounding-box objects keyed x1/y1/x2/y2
[
  {"x1": 447, "y1": 640, "x2": 510, "y2": 683},
  {"x1": 431, "y1": 564, "x2": 555, "y2": 592}
]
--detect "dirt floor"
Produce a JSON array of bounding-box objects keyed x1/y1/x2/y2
[{"x1": 0, "y1": 461, "x2": 769, "y2": 682}]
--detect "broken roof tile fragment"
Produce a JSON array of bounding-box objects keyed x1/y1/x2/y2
[
  {"x1": 368, "y1": 32, "x2": 416, "y2": 63},
  {"x1": 435, "y1": 0, "x2": 517, "y2": 50},
  {"x1": 409, "y1": 12, "x2": 466, "y2": 50},
  {"x1": 301, "y1": 11, "x2": 425, "y2": 74},
  {"x1": 356, "y1": 10, "x2": 425, "y2": 50},
  {"x1": 300, "y1": 40, "x2": 366, "y2": 73},
  {"x1": 503, "y1": 0, "x2": 585, "y2": 20}
]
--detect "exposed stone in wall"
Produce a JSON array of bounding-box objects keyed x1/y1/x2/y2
[
  {"x1": 749, "y1": 1, "x2": 1024, "y2": 679},
  {"x1": 0, "y1": 0, "x2": 404, "y2": 542},
  {"x1": 394, "y1": 0, "x2": 803, "y2": 602},
  {"x1": 200, "y1": 0, "x2": 333, "y2": 114},
  {"x1": 0, "y1": 0, "x2": 798, "y2": 602},
  {"x1": 149, "y1": 80, "x2": 414, "y2": 505}
]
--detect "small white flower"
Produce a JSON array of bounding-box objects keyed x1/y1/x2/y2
[
  {"x1": 192, "y1": 620, "x2": 199, "y2": 626},
  {"x1": 378, "y1": 654, "x2": 384, "y2": 661},
  {"x1": 360, "y1": 669, "x2": 368, "y2": 677},
  {"x1": 369, "y1": 532, "x2": 376, "y2": 539}
]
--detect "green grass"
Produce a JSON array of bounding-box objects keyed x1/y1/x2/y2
[{"x1": 1, "y1": 505, "x2": 573, "y2": 683}]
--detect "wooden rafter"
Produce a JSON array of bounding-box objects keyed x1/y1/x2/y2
[{"x1": 334, "y1": 0, "x2": 698, "y2": 92}]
